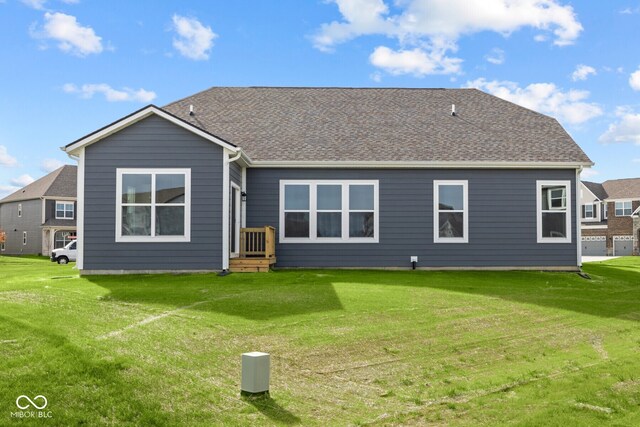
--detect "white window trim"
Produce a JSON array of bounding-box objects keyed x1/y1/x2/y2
[
  {"x1": 279, "y1": 180, "x2": 379, "y2": 243},
  {"x1": 18, "y1": 203, "x2": 22, "y2": 218},
  {"x1": 23, "y1": 231, "x2": 27, "y2": 246},
  {"x1": 537, "y1": 180, "x2": 572, "y2": 244},
  {"x1": 614, "y1": 200, "x2": 633, "y2": 217},
  {"x1": 433, "y1": 180, "x2": 469, "y2": 244},
  {"x1": 583, "y1": 203, "x2": 594, "y2": 219},
  {"x1": 115, "y1": 168, "x2": 191, "y2": 243},
  {"x1": 1, "y1": 242, "x2": 5, "y2": 251},
  {"x1": 55, "y1": 200, "x2": 75, "y2": 220},
  {"x1": 604, "y1": 202, "x2": 608, "y2": 219},
  {"x1": 230, "y1": 182, "x2": 241, "y2": 258}
]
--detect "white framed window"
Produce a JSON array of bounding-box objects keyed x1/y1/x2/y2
[
  {"x1": 18, "y1": 204, "x2": 22, "y2": 218},
  {"x1": 1, "y1": 242, "x2": 5, "y2": 251},
  {"x1": 537, "y1": 180, "x2": 572, "y2": 243},
  {"x1": 615, "y1": 201, "x2": 632, "y2": 216},
  {"x1": 279, "y1": 180, "x2": 379, "y2": 243},
  {"x1": 603, "y1": 202, "x2": 608, "y2": 219},
  {"x1": 115, "y1": 168, "x2": 191, "y2": 242},
  {"x1": 434, "y1": 180, "x2": 468, "y2": 243},
  {"x1": 23, "y1": 231, "x2": 27, "y2": 245},
  {"x1": 55, "y1": 201, "x2": 74, "y2": 219},
  {"x1": 54, "y1": 231, "x2": 75, "y2": 248},
  {"x1": 583, "y1": 204, "x2": 594, "y2": 219}
]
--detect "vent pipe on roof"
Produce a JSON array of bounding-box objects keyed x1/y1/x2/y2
[
  {"x1": 451, "y1": 104, "x2": 456, "y2": 116},
  {"x1": 189, "y1": 105, "x2": 194, "y2": 116}
]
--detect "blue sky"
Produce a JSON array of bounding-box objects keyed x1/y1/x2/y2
[{"x1": 0, "y1": 0, "x2": 639, "y2": 197}]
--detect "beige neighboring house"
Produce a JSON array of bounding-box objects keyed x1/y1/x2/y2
[
  {"x1": 580, "y1": 178, "x2": 640, "y2": 256},
  {"x1": 0, "y1": 165, "x2": 77, "y2": 256}
]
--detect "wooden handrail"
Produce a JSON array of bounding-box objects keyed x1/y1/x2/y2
[{"x1": 240, "y1": 226, "x2": 276, "y2": 258}]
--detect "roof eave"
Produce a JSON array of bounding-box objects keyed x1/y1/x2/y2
[{"x1": 248, "y1": 160, "x2": 594, "y2": 169}]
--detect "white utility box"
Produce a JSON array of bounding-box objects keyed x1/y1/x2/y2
[{"x1": 241, "y1": 352, "x2": 270, "y2": 395}]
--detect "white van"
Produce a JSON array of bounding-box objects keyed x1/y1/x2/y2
[{"x1": 51, "y1": 240, "x2": 77, "y2": 264}]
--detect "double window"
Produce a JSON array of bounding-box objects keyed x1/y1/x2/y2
[
  {"x1": 116, "y1": 169, "x2": 191, "y2": 242},
  {"x1": 18, "y1": 204, "x2": 22, "y2": 218},
  {"x1": 615, "y1": 201, "x2": 632, "y2": 216},
  {"x1": 54, "y1": 231, "x2": 75, "y2": 248},
  {"x1": 23, "y1": 231, "x2": 27, "y2": 246},
  {"x1": 434, "y1": 181, "x2": 468, "y2": 243},
  {"x1": 280, "y1": 180, "x2": 378, "y2": 242},
  {"x1": 537, "y1": 181, "x2": 571, "y2": 243},
  {"x1": 56, "y1": 201, "x2": 74, "y2": 219}
]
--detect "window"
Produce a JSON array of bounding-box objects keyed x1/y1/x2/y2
[
  {"x1": 55, "y1": 201, "x2": 74, "y2": 219},
  {"x1": 537, "y1": 181, "x2": 571, "y2": 243},
  {"x1": 434, "y1": 181, "x2": 468, "y2": 243},
  {"x1": 116, "y1": 169, "x2": 191, "y2": 242},
  {"x1": 18, "y1": 204, "x2": 22, "y2": 217},
  {"x1": 54, "y1": 231, "x2": 75, "y2": 248},
  {"x1": 604, "y1": 202, "x2": 608, "y2": 219},
  {"x1": 583, "y1": 204, "x2": 594, "y2": 219},
  {"x1": 615, "y1": 201, "x2": 632, "y2": 216},
  {"x1": 0, "y1": 242, "x2": 4, "y2": 251},
  {"x1": 23, "y1": 231, "x2": 27, "y2": 245},
  {"x1": 280, "y1": 180, "x2": 378, "y2": 243}
]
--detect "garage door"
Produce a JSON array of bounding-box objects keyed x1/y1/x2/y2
[
  {"x1": 582, "y1": 236, "x2": 606, "y2": 256},
  {"x1": 613, "y1": 236, "x2": 633, "y2": 256}
]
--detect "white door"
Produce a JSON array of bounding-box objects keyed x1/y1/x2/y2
[{"x1": 230, "y1": 183, "x2": 241, "y2": 258}]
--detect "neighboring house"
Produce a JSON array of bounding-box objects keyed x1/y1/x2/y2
[
  {"x1": 0, "y1": 166, "x2": 77, "y2": 256},
  {"x1": 62, "y1": 87, "x2": 593, "y2": 274},
  {"x1": 580, "y1": 178, "x2": 640, "y2": 256}
]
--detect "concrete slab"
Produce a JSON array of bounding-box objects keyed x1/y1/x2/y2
[{"x1": 582, "y1": 256, "x2": 621, "y2": 263}]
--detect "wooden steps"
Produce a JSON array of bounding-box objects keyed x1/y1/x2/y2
[{"x1": 229, "y1": 257, "x2": 276, "y2": 273}]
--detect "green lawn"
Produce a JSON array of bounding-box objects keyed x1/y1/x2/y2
[{"x1": 1, "y1": 257, "x2": 639, "y2": 426}]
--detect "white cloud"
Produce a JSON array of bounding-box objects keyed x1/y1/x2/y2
[
  {"x1": 41, "y1": 158, "x2": 64, "y2": 172},
  {"x1": 571, "y1": 64, "x2": 596, "y2": 81},
  {"x1": 314, "y1": 0, "x2": 582, "y2": 75},
  {"x1": 21, "y1": 0, "x2": 47, "y2": 9},
  {"x1": 485, "y1": 48, "x2": 505, "y2": 65},
  {"x1": 599, "y1": 109, "x2": 640, "y2": 145},
  {"x1": 369, "y1": 71, "x2": 382, "y2": 82},
  {"x1": 171, "y1": 15, "x2": 217, "y2": 60},
  {"x1": 466, "y1": 78, "x2": 603, "y2": 125},
  {"x1": 0, "y1": 146, "x2": 18, "y2": 167},
  {"x1": 629, "y1": 67, "x2": 640, "y2": 91},
  {"x1": 369, "y1": 45, "x2": 462, "y2": 76},
  {"x1": 63, "y1": 83, "x2": 156, "y2": 103},
  {"x1": 633, "y1": 158, "x2": 640, "y2": 163},
  {"x1": 0, "y1": 185, "x2": 20, "y2": 198},
  {"x1": 32, "y1": 12, "x2": 103, "y2": 56},
  {"x1": 10, "y1": 174, "x2": 35, "y2": 187},
  {"x1": 580, "y1": 168, "x2": 599, "y2": 179}
]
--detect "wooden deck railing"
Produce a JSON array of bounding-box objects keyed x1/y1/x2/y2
[{"x1": 239, "y1": 226, "x2": 275, "y2": 259}]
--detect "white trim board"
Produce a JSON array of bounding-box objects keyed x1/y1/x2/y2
[
  {"x1": 63, "y1": 106, "x2": 238, "y2": 156},
  {"x1": 251, "y1": 160, "x2": 592, "y2": 169}
]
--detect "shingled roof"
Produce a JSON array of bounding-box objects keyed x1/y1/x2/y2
[
  {"x1": 0, "y1": 165, "x2": 76, "y2": 203},
  {"x1": 163, "y1": 87, "x2": 592, "y2": 164},
  {"x1": 602, "y1": 178, "x2": 640, "y2": 200},
  {"x1": 582, "y1": 181, "x2": 607, "y2": 201}
]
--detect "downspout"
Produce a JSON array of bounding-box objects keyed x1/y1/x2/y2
[
  {"x1": 221, "y1": 149, "x2": 243, "y2": 274},
  {"x1": 576, "y1": 166, "x2": 583, "y2": 269}
]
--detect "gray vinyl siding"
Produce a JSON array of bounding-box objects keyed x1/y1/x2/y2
[
  {"x1": 0, "y1": 199, "x2": 43, "y2": 255},
  {"x1": 45, "y1": 199, "x2": 77, "y2": 226},
  {"x1": 83, "y1": 115, "x2": 224, "y2": 271},
  {"x1": 246, "y1": 168, "x2": 578, "y2": 268},
  {"x1": 230, "y1": 162, "x2": 242, "y2": 188}
]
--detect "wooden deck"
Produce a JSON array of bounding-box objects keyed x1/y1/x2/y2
[{"x1": 229, "y1": 226, "x2": 276, "y2": 273}]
